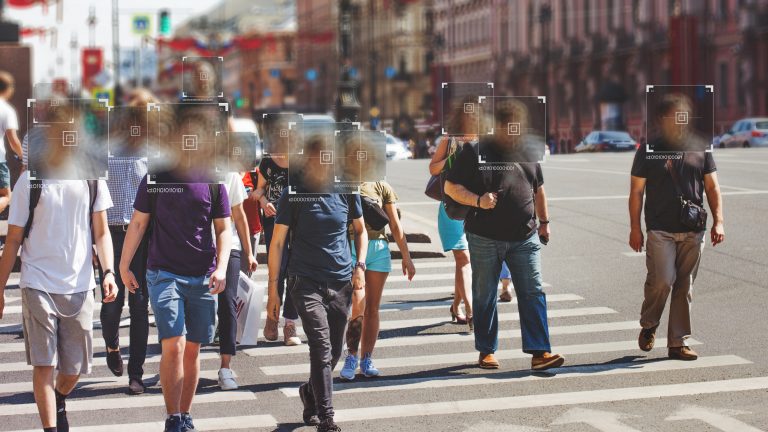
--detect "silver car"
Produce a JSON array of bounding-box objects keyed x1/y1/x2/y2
[{"x1": 719, "y1": 118, "x2": 768, "y2": 148}]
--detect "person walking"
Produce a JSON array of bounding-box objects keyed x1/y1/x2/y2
[
  {"x1": 254, "y1": 148, "x2": 301, "y2": 345},
  {"x1": 120, "y1": 174, "x2": 231, "y2": 432},
  {"x1": 629, "y1": 93, "x2": 725, "y2": 360},
  {"x1": 340, "y1": 181, "x2": 416, "y2": 380},
  {"x1": 498, "y1": 262, "x2": 513, "y2": 303},
  {"x1": 0, "y1": 71, "x2": 23, "y2": 215},
  {"x1": 444, "y1": 100, "x2": 564, "y2": 371},
  {"x1": 217, "y1": 171, "x2": 258, "y2": 390},
  {"x1": 98, "y1": 89, "x2": 154, "y2": 395},
  {"x1": 266, "y1": 184, "x2": 367, "y2": 431},
  {"x1": 0, "y1": 171, "x2": 116, "y2": 432}
]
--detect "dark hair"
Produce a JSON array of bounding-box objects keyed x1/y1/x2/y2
[
  {"x1": 0, "y1": 71, "x2": 14, "y2": 94},
  {"x1": 655, "y1": 93, "x2": 692, "y2": 119}
]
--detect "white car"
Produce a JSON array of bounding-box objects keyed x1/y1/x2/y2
[
  {"x1": 719, "y1": 118, "x2": 768, "y2": 148},
  {"x1": 386, "y1": 134, "x2": 412, "y2": 160}
]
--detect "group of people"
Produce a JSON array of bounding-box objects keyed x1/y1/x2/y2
[{"x1": 0, "y1": 67, "x2": 726, "y2": 432}]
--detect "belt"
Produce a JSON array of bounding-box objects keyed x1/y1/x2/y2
[{"x1": 109, "y1": 224, "x2": 131, "y2": 232}]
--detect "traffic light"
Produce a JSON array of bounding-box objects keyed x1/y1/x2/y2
[{"x1": 158, "y1": 9, "x2": 170, "y2": 36}]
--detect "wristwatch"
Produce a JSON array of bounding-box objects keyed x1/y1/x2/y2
[
  {"x1": 476, "y1": 195, "x2": 482, "y2": 208},
  {"x1": 355, "y1": 261, "x2": 367, "y2": 272},
  {"x1": 103, "y1": 269, "x2": 116, "y2": 278}
]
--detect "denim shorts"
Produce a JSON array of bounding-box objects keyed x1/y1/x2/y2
[
  {"x1": 352, "y1": 239, "x2": 392, "y2": 273},
  {"x1": 147, "y1": 269, "x2": 215, "y2": 344},
  {"x1": 0, "y1": 162, "x2": 10, "y2": 189}
]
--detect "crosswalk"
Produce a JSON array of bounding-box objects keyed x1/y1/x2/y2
[{"x1": 0, "y1": 258, "x2": 766, "y2": 431}]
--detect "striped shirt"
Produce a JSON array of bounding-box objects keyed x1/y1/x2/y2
[{"x1": 106, "y1": 156, "x2": 147, "y2": 226}]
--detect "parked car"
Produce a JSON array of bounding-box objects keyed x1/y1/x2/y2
[
  {"x1": 575, "y1": 131, "x2": 638, "y2": 152},
  {"x1": 718, "y1": 118, "x2": 768, "y2": 148},
  {"x1": 386, "y1": 134, "x2": 413, "y2": 160}
]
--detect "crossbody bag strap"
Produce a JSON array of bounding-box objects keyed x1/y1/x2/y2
[{"x1": 665, "y1": 159, "x2": 686, "y2": 202}]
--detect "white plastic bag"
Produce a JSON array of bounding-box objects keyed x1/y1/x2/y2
[{"x1": 235, "y1": 271, "x2": 264, "y2": 346}]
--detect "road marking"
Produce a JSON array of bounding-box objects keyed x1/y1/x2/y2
[
  {"x1": 0, "y1": 369, "x2": 230, "y2": 395},
  {"x1": 0, "y1": 350, "x2": 221, "y2": 373},
  {"x1": 622, "y1": 251, "x2": 646, "y2": 257},
  {"x1": 254, "y1": 306, "x2": 616, "y2": 341},
  {"x1": 250, "y1": 260, "x2": 456, "y2": 277},
  {"x1": 278, "y1": 354, "x2": 751, "y2": 397},
  {"x1": 261, "y1": 283, "x2": 552, "y2": 301},
  {"x1": 545, "y1": 166, "x2": 627, "y2": 176},
  {"x1": 0, "y1": 390, "x2": 255, "y2": 417},
  {"x1": 0, "y1": 335, "x2": 135, "y2": 354},
  {"x1": 666, "y1": 404, "x2": 763, "y2": 432},
  {"x1": 719, "y1": 184, "x2": 758, "y2": 192},
  {"x1": 5, "y1": 415, "x2": 277, "y2": 432},
  {"x1": 400, "y1": 209, "x2": 439, "y2": 228},
  {"x1": 260, "y1": 337, "x2": 684, "y2": 376},
  {"x1": 0, "y1": 315, "x2": 157, "y2": 334},
  {"x1": 552, "y1": 408, "x2": 642, "y2": 432},
  {"x1": 246, "y1": 320, "x2": 636, "y2": 358},
  {"x1": 332, "y1": 376, "x2": 768, "y2": 422}
]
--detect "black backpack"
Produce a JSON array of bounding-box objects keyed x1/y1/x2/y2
[{"x1": 24, "y1": 179, "x2": 98, "y2": 240}]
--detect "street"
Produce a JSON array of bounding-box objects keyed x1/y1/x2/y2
[{"x1": 1, "y1": 149, "x2": 767, "y2": 431}]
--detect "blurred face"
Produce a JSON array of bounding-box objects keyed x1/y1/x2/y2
[{"x1": 659, "y1": 102, "x2": 692, "y2": 142}]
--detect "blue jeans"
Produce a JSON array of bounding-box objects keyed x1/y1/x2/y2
[{"x1": 467, "y1": 232, "x2": 551, "y2": 355}]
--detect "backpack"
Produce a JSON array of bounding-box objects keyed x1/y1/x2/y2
[
  {"x1": 442, "y1": 141, "x2": 484, "y2": 221},
  {"x1": 24, "y1": 179, "x2": 98, "y2": 240}
]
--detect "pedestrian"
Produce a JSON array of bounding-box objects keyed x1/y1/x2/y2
[
  {"x1": 498, "y1": 262, "x2": 513, "y2": 302},
  {"x1": 0, "y1": 71, "x2": 24, "y2": 215},
  {"x1": 0, "y1": 167, "x2": 117, "y2": 432},
  {"x1": 429, "y1": 103, "x2": 474, "y2": 331},
  {"x1": 629, "y1": 93, "x2": 725, "y2": 360},
  {"x1": 254, "y1": 134, "x2": 301, "y2": 346},
  {"x1": 217, "y1": 171, "x2": 259, "y2": 391},
  {"x1": 340, "y1": 181, "x2": 416, "y2": 380},
  {"x1": 444, "y1": 99, "x2": 565, "y2": 371},
  {"x1": 119, "y1": 173, "x2": 231, "y2": 432},
  {"x1": 98, "y1": 89, "x2": 155, "y2": 395},
  {"x1": 266, "y1": 146, "x2": 368, "y2": 431}
]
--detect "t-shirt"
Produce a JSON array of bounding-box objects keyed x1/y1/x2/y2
[
  {"x1": 8, "y1": 172, "x2": 113, "y2": 294},
  {"x1": 275, "y1": 191, "x2": 363, "y2": 282},
  {"x1": 0, "y1": 98, "x2": 19, "y2": 160},
  {"x1": 242, "y1": 171, "x2": 262, "y2": 235},
  {"x1": 359, "y1": 181, "x2": 398, "y2": 240},
  {"x1": 224, "y1": 172, "x2": 247, "y2": 251},
  {"x1": 258, "y1": 157, "x2": 288, "y2": 205},
  {"x1": 631, "y1": 146, "x2": 716, "y2": 233},
  {"x1": 133, "y1": 175, "x2": 231, "y2": 277},
  {"x1": 446, "y1": 143, "x2": 544, "y2": 241}
]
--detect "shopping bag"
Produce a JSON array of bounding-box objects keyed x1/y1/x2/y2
[{"x1": 235, "y1": 271, "x2": 264, "y2": 346}]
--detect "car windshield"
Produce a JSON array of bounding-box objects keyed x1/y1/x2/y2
[
  {"x1": 599, "y1": 132, "x2": 632, "y2": 141},
  {"x1": 755, "y1": 121, "x2": 768, "y2": 129}
]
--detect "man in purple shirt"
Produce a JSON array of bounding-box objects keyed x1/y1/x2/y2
[{"x1": 120, "y1": 175, "x2": 231, "y2": 432}]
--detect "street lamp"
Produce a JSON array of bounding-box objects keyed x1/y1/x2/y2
[{"x1": 335, "y1": 0, "x2": 361, "y2": 123}]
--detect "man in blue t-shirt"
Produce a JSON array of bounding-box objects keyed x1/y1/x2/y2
[
  {"x1": 267, "y1": 190, "x2": 367, "y2": 432},
  {"x1": 120, "y1": 175, "x2": 231, "y2": 432}
]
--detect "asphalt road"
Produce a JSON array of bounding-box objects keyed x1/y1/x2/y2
[{"x1": 1, "y1": 148, "x2": 767, "y2": 431}]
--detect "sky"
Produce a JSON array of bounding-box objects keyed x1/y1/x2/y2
[{"x1": 5, "y1": 0, "x2": 209, "y2": 83}]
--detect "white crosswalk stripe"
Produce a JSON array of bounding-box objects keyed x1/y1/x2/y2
[{"x1": 4, "y1": 415, "x2": 278, "y2": 432}]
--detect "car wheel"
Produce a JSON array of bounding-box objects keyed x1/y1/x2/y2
[
  {"x1": 743, "y1": 141, "x2": 751, "y2": 148},
  {"x1": 719, "y1": 142, "x2": 726, "y2": 149}
]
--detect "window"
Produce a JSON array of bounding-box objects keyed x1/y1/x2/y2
[
  {"x1": 607, "y1": 0, "x2": 615, "y2": 29},
  {"x1": 632, "y1": 0, "x2": 641, "y2": 24},
  {"x1": 528, "y1": 2, "x2": 535, "y2": 45},
  {"x1": 584, "y1": 0, "x2": 591, "y2": 33},
  {"x1": 718, "y1": 0, "x2": 728, "y2": 20},
  {"x1": 561, "y1": 0, "x2": 568, "y2": 38},
  {"x1": 737, "y1": 64, "x2": 745, "y2": 107},
  {"x1": 558, "y1": 83, "x2": 567, "y2": 117},
  {"x1": 719, "y1": 63, "x2": 729, "y2": 107}
]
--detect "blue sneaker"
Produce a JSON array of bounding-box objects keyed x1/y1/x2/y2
[
  {"x1": 164, "y1": 415, "x2": 183, "y2": 432},
  {"x1": 180, "y1": 413, "x2": 197, "y2": 432},
  {"x1": 360, "y1": 353, "x2": 380, "y2": 378},
  {"x1": 339, "y1": 352, "x2": 358, "y2": 380}
]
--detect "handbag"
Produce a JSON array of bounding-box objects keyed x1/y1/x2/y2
[
  {"x1": 235, "y1": 271, "x2": 264, "y2": 346},
  {"x1": 666, "y1": 159, "x2": 708, "y2": 232},
  {"x1": 361, "y1": 195, "x2": 390, "y2": 230},
  {"x1": 424, "y1": 138, "x2": 459, "y2": 201}
]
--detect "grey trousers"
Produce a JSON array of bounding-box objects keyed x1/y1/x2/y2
[{"x1": 640, "y1": 230, "x2": 705, "y2": 347}]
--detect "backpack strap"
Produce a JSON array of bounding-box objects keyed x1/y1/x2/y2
[
  {"x1": 23, "y1": 180, "x2": 43, "y2": 239},
  {"x1": 87, "y1": 180, "x2": 98, "y2": 243},
  {"x1": 208, "y1": 183, "x2": 220, "y2": 218}
]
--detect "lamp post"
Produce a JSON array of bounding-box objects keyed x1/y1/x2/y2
[{"x1": 335, "y1": 0, "x2": 360, "y2": 123}]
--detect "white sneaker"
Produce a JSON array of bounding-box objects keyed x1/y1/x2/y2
[
  {"x1": 218, "y1": 368, "x2": 238, "y2": 391},
  {"x1": 284, "y1": 322, "x2": 302, "y2": 346}
]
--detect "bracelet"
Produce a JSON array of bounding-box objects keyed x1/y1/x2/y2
[
  {"x1": 539, "y1": 219, "x2": 550, "y2": 225},
  {"x1": 476, "y1": 195, "x2": 482, "y2": 208},
  {"x1": 103, "y1": 269, "x2": 116, "y2": 278}
]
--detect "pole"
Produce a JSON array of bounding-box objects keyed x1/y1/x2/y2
[{"x1": 112, "y1": 0, "x2": 120, "y2": 94}]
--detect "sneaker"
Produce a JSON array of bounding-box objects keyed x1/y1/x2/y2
[
  {"x1": 339, "y1": 352, "x2": 359, "y2": 380},
  {"x1": 299, "y1": 382, "x2": 320, "y2": 426},
  {"x1": 638, "y1": 325, "x2": 658, "y2": 352},
  {"x1": 218, "y1": 368, "x2": 238, "y2": 391},
  {"x1": 317, "y1": 418, "x2": 342, "y2": 432},
  {"x1": 668, "y1": 346, "x2": 698, "y2": 361},
  {"x1": 284, "y1": 321, "x2": 302, "y2": 346},
  {"x1": 263, "y1": 317, "x2": 279, "y2": 341},
  {"x1": 499, "y1": 290, "x2": 513, "y2": 303},
  {"x1": 531, "y1": 352, "x2": 565, "y2": 371},
  {"x1": 106, "y1": 349, "x2": 124, "y2": 377},
  {"x1": 128, "y1": 377, "x2": 145, "y2": 395},
  {"x1": 56, "y1": 403, "x2": 69, "y2": 432},
  {"x1": 478, "y1": 352, "x2": 500, "y2": 369},
  {"x1": 360, "y1": 353, "x2": 380, "y2": 378},
  {"x1": 164, "y1": 415, "x2": 183, "y2": 432},
  {"x1": 181, "y1": 413, "x2": 197, "y2": 432}
]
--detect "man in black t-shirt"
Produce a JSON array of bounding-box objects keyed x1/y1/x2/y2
[
  {"x1": 444, "y1": 105, "x2": 564, "y2": 372},
  {"x1": 629, "y1": 94, "x2": 725, "y2": 361}
]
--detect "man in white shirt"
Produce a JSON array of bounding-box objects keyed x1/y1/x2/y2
[
  {"x1": 0, "y1": 171, "x2": 117, "y2": 432},
  {"x1": 0, "y1": 71, "x2": 24, "y2": 214}
]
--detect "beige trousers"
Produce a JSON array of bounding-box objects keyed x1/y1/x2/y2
[{"x1": 640, "y1": 230, "x2": 705, "y2": 348}]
